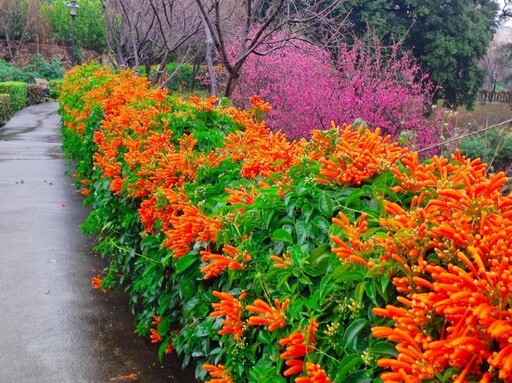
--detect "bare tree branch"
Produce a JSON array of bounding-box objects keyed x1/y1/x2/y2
[{"x1": 194, "y1": 0, "x2": 345, "y2": 97}]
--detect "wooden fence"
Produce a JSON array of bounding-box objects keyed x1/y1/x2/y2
[{"x1": 478, "y1": 90, "x2": 512, "y2": 103}]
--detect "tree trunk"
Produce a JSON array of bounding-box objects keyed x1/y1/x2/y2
[
  {"x1": 152, "y1": 50, "x2": 170, "y2": 86},
  {"x1": 201, "y1": 12, "x2": 218, "y2": 97}
]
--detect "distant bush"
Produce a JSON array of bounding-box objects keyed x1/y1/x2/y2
[
  {"x1": 0, "y1": 60, "x2": 36, "y2": 83},
  {"x1": 0, "y1": 94, "x2": 13, "y2": 124},
  {"x1": 458, "y1": 127, "x2": 512, "y2": 173},
  {"x1": 139, "y1": 63, "x2": 208, "y2": 92},
  {"x1": 165, "y1": 62, "x2": 193, "y2": 90},
  {"x1": 48, "y1": 79, "x2": 64, "y2": 99},
  {"x1": 0, "y1": 56, "x2": 65, "y2": 83},
  {"x1": 27, "y1": 84, "x2": 47, "y2": 106},
  {"x1": 0, "y1": 82, "x2": 28, "y2": 111},
  {"x1": 23, "y1": 55, "x2": 65, "y2": 80}
]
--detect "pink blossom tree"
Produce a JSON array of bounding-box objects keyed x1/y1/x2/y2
[{"x1": 229, "y1": 36, "x2": 444, "y2": 150}]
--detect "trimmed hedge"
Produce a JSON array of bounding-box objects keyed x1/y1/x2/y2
[
  {"x1": 0, "y1": 93, "x2": 13, "y2": 124},
  {"x1": 0, "y1": 81, "x2": 27, "y2": 112}
]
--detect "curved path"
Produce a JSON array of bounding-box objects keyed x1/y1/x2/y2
[{"x1": 0, "y1": 103, "x2": 194, "y2": 382}]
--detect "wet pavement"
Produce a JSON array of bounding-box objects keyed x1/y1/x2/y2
[{"x1": 0, "y1": 103, "x2": 195, "y2": 382}]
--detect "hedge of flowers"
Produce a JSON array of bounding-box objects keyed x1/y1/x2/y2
[{"x1": 59, "y1": 63, "x2": 512, "y2": 383}]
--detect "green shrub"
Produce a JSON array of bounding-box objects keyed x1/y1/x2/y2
[
  {"x1": 0, "y1": 60, "x2": 36, "y2": 83},
  {"x1": 0, "y1": 93, "x2": 13, "y2": 124},
  {"x1": 139, "y1": 63, "x2": 208, "y2": 92},
  {"x1": 165, "y1": 62, "x2": 194, "y2": 90},
  {"x1": 23, "y1": 55, "x2": 65, "y2": 80},
  {"x1": 458, "y1": 127, "x2": 512, "y2": 173},
  {"x1": 27, "y1": 84, "x2": 47, "y2": 106},
  {"x1": 49, "y1": 79, "x2": 64, "y2": 99},
  {"x1": 60, "y1": 64, "x2": 512, "y2": 383},
  {"x1": 0, "y1": 82, "x2": 28, "y2": 111},
  {"x1": 0, "y1": 56, "x2": 65, "y2": 84},
  {"x1": 165, "y1": 62, "x2": 208, "y2": 91}
]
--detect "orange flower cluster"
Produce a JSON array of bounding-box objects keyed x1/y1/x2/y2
[
  {"x1": 331, "y1": 212, "x2": 375, "y2": 268},
  {"x1": 200, "y1": 245, "x2": 252, "y2": 280},
  {"x1": 248, "y1": 95, "x2": 272, "y2": 114},
  {"x1": 202, "y1": 364, "x2": 234, "y2": 383},
  {"x1": 246, "y1": 297, "x2": 290, "y2": 331},
  {"x1": 149, "y1": 315, "x2": 162, "y2": 343},
  {"x1": 189, "y1": 95, "x2": 218, "y2": 111},
  {"x1": 295, "y1": 363, "x2": 333, "y2": 383},
  {"x1": 149, "y1": 328, "x2": 162, "y2": 343},
  {"x1": 330, "y1": 148, "x2": 512, "y2": 382},
  {"x1": 209, "y1": 291, "x2": 245, "y2": 340},
  {"x1": 315, "y1": 125, "x2": 407, "y2": 186},
  {"x1": 225, "y1": 186, "x2": 256, "y2": 206},
  {"x1": 270, "y1": 251, "x2": 292, "y2": 269},
  {"x1": 164, "y1": 205, "x2": 222, "y2": 258},
  {"x1": 221, "y1": 119, "x2": 305, "y2": 180},
  {"x1": 279, "y1": 320, "x2": 319, "y2": 376}
]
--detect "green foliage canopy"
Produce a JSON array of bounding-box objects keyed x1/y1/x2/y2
[
  {"x1": 337, "y1": 0, "x2": 499, "y2": 108},
  {"x1": 41, "y1": 0, "x2": 106, "y2": 53}
]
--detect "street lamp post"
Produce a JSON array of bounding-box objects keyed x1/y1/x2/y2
[{"x1": 66, "y1": 0, "x2": 80, "y2": 66}]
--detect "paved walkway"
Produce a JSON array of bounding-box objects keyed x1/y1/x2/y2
[{"x1": 0, "y1": 103, "x2": 192, "y2": 382}]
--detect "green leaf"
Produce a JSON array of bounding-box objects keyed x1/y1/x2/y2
[
  {"x1": 295, "y1": 221, "x2": 309, "y2": 245},
  {"x1": 301, "y1": 203, "x2": 314, "y2": 223},
  {"x1": 365, "y1": 281, "x2": 378, "y2": 305},
  {"x1": 318, "y1": 193, "x2": 333, "y2": 217},
  {"x1": 345, "y1": 189, "x2": 365, "y2": 209},
  {"x1": 309, "y1": 244, "x2": 331, "y2": 274},
  {"x1": 262, "y1": 210, "x2": 274, "y2": 230},
  {"x1": 284, "y1": 194, "x2": 297, "y2": 217},
  {"x1": 312, "y1": 216, "x2": 331, "y2": 233},
  {"x1": 272, "y1": 228, "x2": 293, "y2": 243},
  {"x1": 332, "y1": 269, "x2": 365, "y2": 283},
  {"x1": 342, "y1": 318, "x2": 368, "y2": 352},
  {"x1": 175, "y1": 253, "x2": 197, "y2": 274},
  {"x1": 257, "y1": 331, "x2": 272, "y2": 345},
  {"x1": 179, "y1": 276, "x2": 195, "y2": 301},
  {"x1": 335, "y1": 354, "x2": 363, "y2": 382},
  {"x1": 354, "y1": 282, "x2": 366, "y2": 304},
  {"x1": 371, "y1": 341, "x2": 398, "y2": 358}
]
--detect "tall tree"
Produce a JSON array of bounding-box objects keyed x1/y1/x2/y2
[
  {"x1": 41, "y1": 0, "x2": 107, "y2": 53},
  {"x1": 0, "y1": 0, "x2": 45, "y2": 62},
  {"x1": 100, "y1": 0, "x2": 202, "y2": 85},
  {"x1": 338, "y1": 0, "x2": 499, "y2": 108},
  {"x1": 480, "y1": 38, "x2": 512, "y2": 94},
  {"x1": 194, "y1": 0, "x2": 344, "y2": 97}
]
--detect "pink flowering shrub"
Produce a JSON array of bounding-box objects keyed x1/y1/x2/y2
[
  {"x1": 229, "y1": 36, "x2": 446, "y2": 149},
  {"x1": 232, "y1": 42, "x2": 337, "y2": 139}
]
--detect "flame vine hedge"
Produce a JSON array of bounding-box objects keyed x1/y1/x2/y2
[{"x1": 60, "y1": 64, "x2": 512, "y2": 383}]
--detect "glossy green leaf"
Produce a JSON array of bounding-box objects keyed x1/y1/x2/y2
[
  {"x1": 175, "y1": 253, "x2": 197, "y2": 274},
  {"x1": 301, "y1": 203, "x2": 315, "y2": 223},
  {"x1": 332, "y1": 269, "x2": 365, "y2": 283},
  {"x1": 318, "y1": 193, "x2": 333, "y2": 217},
  {"x1": 335, "y1": 354, "x2": 363, "y2": 382},
  {"x1": 371, "y1": 341, "x2": 398, "y2": 358},
  {"x1": 295, "y1": 221, "x2": 309, "y2": 245},
  {"x1": 272, "y1": 228, "x2": 293, "y2": 243},
  {"x1": 342, "y1": 318, "x2": 368, "y2": 352},
  {"x1": 354, "y1": 281, "x2": 366, "y2": 303},
  {"x1": 312, "y1": 216, "x2": 330, "y2": 232}
]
